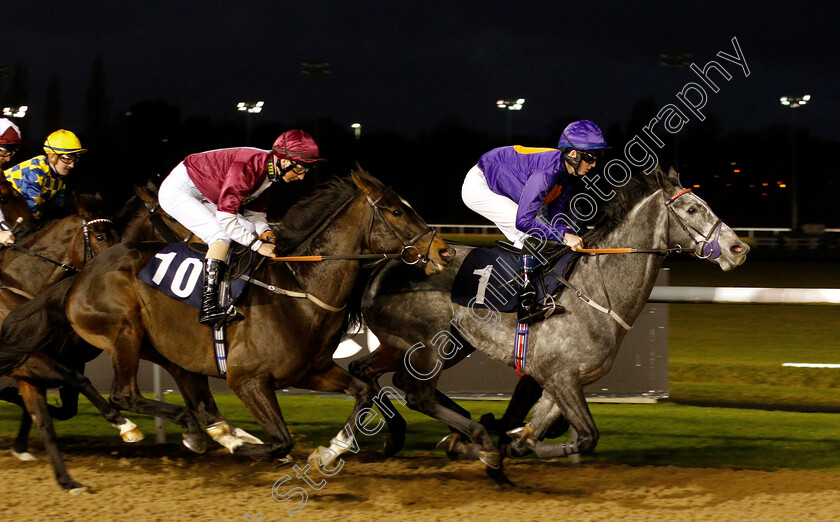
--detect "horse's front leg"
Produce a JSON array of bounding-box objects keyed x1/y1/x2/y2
[
  {"x1": 296, "y1": 362, "x2": 385, "y2": 470},
  {"x1": 225, "y1": 372, "x2": 293, "y2": 459},
  {"x1": 507, "y1": 378, "x2": 598, "y2": 460},
  {"x1": 142, "y1": 352, "x2": 262, "y2": 449}
]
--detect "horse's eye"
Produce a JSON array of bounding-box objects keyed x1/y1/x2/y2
[
  {"x1": 0, "y1": 197, "x2": 7, "y2": 204},
  {"x1": 687, "y1": 207, "x2": 697, "y2": 214},
  {"x1": 96, "y1": 234, "x2": 106, "y2": 242},
  {"x1": 391, "y1": 209, "x2": 403, "y2": 217}
]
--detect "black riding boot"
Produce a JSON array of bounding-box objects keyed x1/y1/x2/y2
[
  {"x1": 199, "y1": 258, "x2": 229, "y2": 325},
  {"x1": 517, "y1": 254, "x2": 564, "y2": 324}
]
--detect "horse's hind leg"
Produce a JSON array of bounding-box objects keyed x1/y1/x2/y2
[
  {"x1": 103, "y1": 337, "x2": 201, "y2": 451},
  {"x1": 392, "y1": 368, "x2": 502, "y2": 473},
  {"x1": 12, "y1": 408, "x2": 35, "y2": 460},
  {"x1": 14, "y1": 354, "x2": 143, "y2": 443},
  {"x1": 298, "y1": 362, "x2": 388, "y2": 468},
  {"x1": 348, "y1": 345, "x2": 408, "y2": 456},
  {"x1": 17, "y1": 380, "x2": 86, "y2": 493}
]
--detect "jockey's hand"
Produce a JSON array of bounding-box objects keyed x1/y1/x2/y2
[
  {"x1": 563, "y1": 233, "x2": 584, "y2": 251},
  {"x1": 0, "y1": 230, "x2": 15, "y2": 247},
  {"x1": 259, "y1": 231, "x2": 276, "y2": 244},
  {"x1": 257, "y1": 242, "x2": 276, "y2": 258}
]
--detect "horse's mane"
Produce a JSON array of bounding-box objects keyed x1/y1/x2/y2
[
  {"x1": 273, "y1": 174, "x2": 361, "y2": 255},
  {"x1": 116, "y1": 193, "x2": 149, "y2": 240},
  {"x1": 584, "y1": 168, "x2": 661, "y2": 246}
]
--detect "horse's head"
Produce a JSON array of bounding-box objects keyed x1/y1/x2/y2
[
  {"x1": 0, "y1": 178, "x2": 32, "y2": 224},
  {"x1": 350, "y1": 168, "x2": 453, "y2": 275},
  {"x1": 76, "y1": 193, "x2": 121, "y2": 256},
  {"x1": 653, "y1": 166, "x2": 748, "y2": 271}
]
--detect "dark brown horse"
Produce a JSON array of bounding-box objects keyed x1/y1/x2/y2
[
  {"x1": 0, "y1": 194, "x2": 119, "y2": 295},
  {"x1": 118, "y1": 182, "x2": 198, "y2": 243},
  {"x1": 0, "y1": 194, "x2": 127, "y2": 492},
  {"x1": 0, "y1": 170, "x2": 452, "y2": 464}
]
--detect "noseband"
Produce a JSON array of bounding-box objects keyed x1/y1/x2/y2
[
  {"x1": 664, "y1": 188, "x2": 723, "y2": 260},
  {"x1": 364, "y1": 193, "x2": 438, "y2": 266}
]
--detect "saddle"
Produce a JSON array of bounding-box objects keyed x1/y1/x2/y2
[{"x1": 450, "y1": 243, "x2": 580, "y2": 313}]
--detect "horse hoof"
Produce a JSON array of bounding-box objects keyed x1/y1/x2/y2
[
  {"x1": 114, "y1": 420, "x2": 145, "y2": 443},
  {"x1": 182, "y1": 433, "x2": 207, "y2": 454},
  {"x1": 205, "y1": 421, "x2": 231, "y2": 438},
  {"x1": 68, "y1": 486, "x2": 88, "y2": 495},
  {"x1": 11, "y1": 450, "x2": 36, "y2": 462},
  {"x1": 121, "y1": 427, "x2": 145, "y2": 443},
  {"x1": 478, "y1": 449, "x2": 501, "y2": 469},
  {"x1": 231, "y1": 426, "x2": 263, "y2": 445},
  {"x1": 506, "y1": 424, "x2": 536, "y2": 450},
  {"x1": 308, "y1": 446, "x2": 333, "y2": 468},
  {"x1": 436, "y1": 433, "x2": 466, "y2": 460}
]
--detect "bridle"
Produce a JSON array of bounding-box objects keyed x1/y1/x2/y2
[
  {"x1": 4, "y1": 217, "x2": 114, "y2": 273},
  {"x1": 81, "y1": 218, "x2": 115, "y2": 262},
  {"x1": 362, "y1": 192, "x2": 438, "y2": 267},
  {"x1": 250, "y1": 187, "x2": 441, "y2": 312},
  {"x1": 664, "y1": 188, "x2": 723, "y2": 260},
  {"x1": 272, "y1": 189, "x2": 439, "y2": 266},
  {"x1": 543, "y1": 184, "x2": 727, "y2": 331}
]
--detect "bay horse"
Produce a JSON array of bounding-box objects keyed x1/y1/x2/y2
[
  {"x1": 0, "y1": 170, "x2": 452, "y2": 463},
  {"x1": 351, "y1": 166, "x2": 748, "y2": 482},
  {"x1": 0, "y1": 193, "x2": 119, "y2": 295},
  {"x1": 0, "y1": 194, "x2": 128, "y2": 492}
]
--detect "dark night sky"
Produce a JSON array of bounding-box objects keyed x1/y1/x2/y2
[{"x1": 5, "y1": 1, "x2": 840, "y2": 145}]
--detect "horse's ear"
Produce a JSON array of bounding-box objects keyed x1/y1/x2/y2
[
  {"x1": 350, "y1": 167, "x2": 382, "y2": 198},
  {"x1": 145, "y1": 179, "x2": 157, "y2": 190},
  {"x1": 667, "y1": 166, "x2": 681, "y2": 185}
]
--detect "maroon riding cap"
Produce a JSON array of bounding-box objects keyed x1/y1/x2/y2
[
  {"x1": 0, "y1": 118, "x2": 22, "y2": 145},
  {"x1": 272, "y1": 130, "x2": 326, "y2": 164}
]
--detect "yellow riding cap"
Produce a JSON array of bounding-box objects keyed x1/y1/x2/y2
[{"x1": 43, "y1": 129, "x2": 87, "y2": 155}]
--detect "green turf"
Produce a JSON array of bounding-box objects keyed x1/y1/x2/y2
[{"x1": 2, "y1": 394, "x2": 837, "y2": 472}]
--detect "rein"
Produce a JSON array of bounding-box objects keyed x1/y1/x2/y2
[
  {"x1": 251, "y1": 188, "x2": 437, "y2": 311},
  {"x1": 543, "y1": 186, "x2": 722, "y2": 330},
  {"x1": 269, "y1": 192, "x2": 437, "y2": 267},
  {"x1": 4, "y1": 217, "x2": 114, "y2": 273}
]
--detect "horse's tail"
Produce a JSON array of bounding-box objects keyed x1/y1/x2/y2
[{"x1": 0, "y1": 276, "x2": 76, "y2": 376}]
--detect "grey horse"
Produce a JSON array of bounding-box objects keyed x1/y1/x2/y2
[{"x1": 350, "y1": 165, "x2": 749, "y2": 482}]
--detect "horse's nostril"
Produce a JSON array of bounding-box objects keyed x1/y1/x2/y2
[
  {"x1": 732, "y1": 244, "x2": 745, "y2": 254},
  {"x1": 439, "y1": 248, "x2": 454, "y2": 260}
]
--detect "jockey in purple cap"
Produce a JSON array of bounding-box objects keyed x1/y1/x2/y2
[
  {"x1": 159, "y1": 129, "x2": 325, "y2": 325},
  {"x1": 461, "y1": 120, "x2": 609, "y2": 323}
]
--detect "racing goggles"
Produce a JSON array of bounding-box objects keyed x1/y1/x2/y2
[
  {"x1": 58, "y1": 153, "x2": 81, "y2": 165},
  {"x1": 578, "y1": 150, "x2": 604, "y2": 164},
  {"x1": 0, "y1": 145, "x2": 19, "y2": 158}
]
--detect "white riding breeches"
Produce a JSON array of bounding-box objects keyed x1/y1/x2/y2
[
  {"x1": 461, "y1": 164, "x2": 527, "y2": 248},
  {"x1": 158, "y1": 162, "x2": 257, "y2": 247}
]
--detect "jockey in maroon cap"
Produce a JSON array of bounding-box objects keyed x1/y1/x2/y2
[{"x1": 158, "y1": 129, "x2": 325, "y2": 325}]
